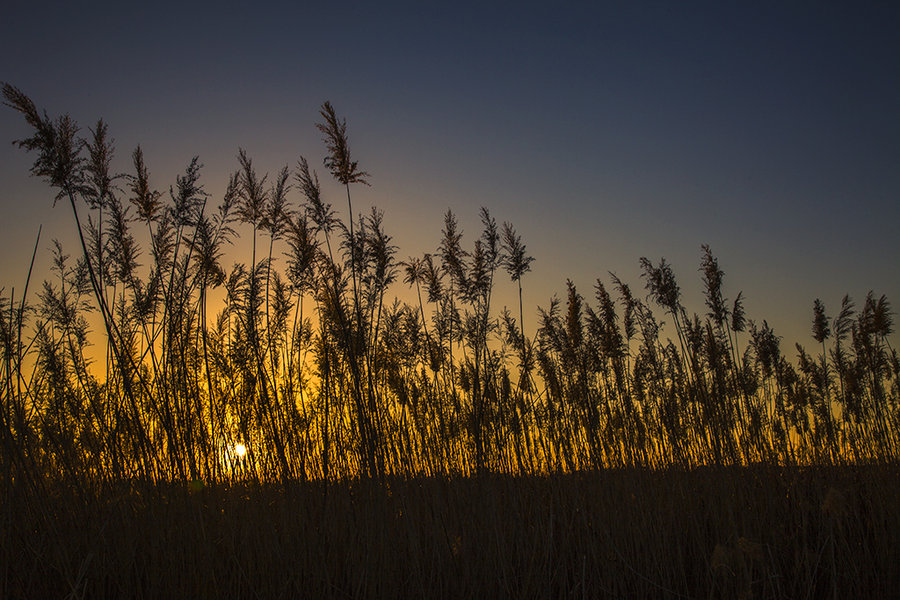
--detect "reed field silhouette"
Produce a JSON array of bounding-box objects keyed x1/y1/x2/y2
[{"x1": 2, "y1": 84, "x2": 899, "y2": 598}]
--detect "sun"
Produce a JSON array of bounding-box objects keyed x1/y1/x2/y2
[{"x1": 234, "y1": 443, "x2": 247, "y2": 458}]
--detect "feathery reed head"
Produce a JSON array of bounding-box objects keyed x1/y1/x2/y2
[
  {"x1": 501, "y1": 221, "x2": 534, "y2": 283},
  {"x1": 129, "y1": 146, "x2": 163, "y2": 223},
  {"x1": 812, "y1": 299, "x2": 830, "y2": 343},
  {"x1": 2, "y1": 82, "x2": 87, "y2": 200},
  {"x1": 316, "y1": 101, "x2": 370, "y2": 186}
]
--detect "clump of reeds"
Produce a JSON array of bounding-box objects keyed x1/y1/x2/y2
[{"x1": 0, "y1": 82, "x2": 898, "y2": 493}]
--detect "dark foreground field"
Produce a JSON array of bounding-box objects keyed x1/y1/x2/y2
[{"x1": 4, "y1": 465, "x2": 898, "y2": 599}]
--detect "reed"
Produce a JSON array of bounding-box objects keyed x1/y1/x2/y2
[{"x1": 2, "y1": 83, "x2": 899, "y2": 596}]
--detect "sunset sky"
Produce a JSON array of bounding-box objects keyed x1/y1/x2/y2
[{"x1": 1, "y1": 1, "x2": 898, "y2": 348}]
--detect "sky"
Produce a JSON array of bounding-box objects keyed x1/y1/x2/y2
[{"x1": 1, "y1": 1, "x2": 898, "y2": 350}]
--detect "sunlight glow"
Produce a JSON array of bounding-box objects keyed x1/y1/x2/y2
[{"x1": 233, "y1": 443, "x2": 247, "y2": 459}]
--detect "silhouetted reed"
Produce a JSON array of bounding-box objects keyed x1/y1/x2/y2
[
  {"x1": 4, "y1": 84, "x2": 900, "y2": 599},
  {"x1": 1, "y1": 83, "x2": 898, "y2": 495}
]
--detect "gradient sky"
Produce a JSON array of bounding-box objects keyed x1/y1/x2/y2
[{"x1": 1, "y1": 1, "x2": 898, "y2": 349}]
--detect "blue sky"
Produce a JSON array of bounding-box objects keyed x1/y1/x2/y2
[{"x1": 2, "y1": 1, "x2": 898, "y2": 347}]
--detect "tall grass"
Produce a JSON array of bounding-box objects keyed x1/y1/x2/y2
[
  {"x1": 2, "y1": 83, "x2": 898, "y2": 489},
  {"x1": 3, "y1": 83, "x2": 899, "y2": 599}
]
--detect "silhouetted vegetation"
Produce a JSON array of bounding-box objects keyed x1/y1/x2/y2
[
  {"x1": 4, "y1": 467, "x2": 898, "y2": 598},
  {"x1": 2, "y1": 84, "x2": 898, "y2": 598}
]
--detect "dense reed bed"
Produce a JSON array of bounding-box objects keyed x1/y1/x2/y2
[
  {"x1": 1, "y1": 84, "x2": 898, "y2": 596},
  {"x1": 2, "y1": 84, "x2": 897, "y2": 486}
]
